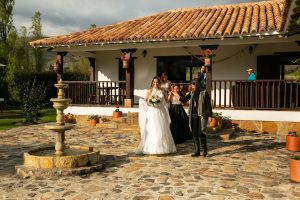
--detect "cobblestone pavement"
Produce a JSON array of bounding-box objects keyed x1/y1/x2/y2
[{"x1": 0, "y1": 124, "x2": 299, "y2": 200}]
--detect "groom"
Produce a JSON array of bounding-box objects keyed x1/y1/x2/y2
[{"x1": 180, "y1": 78, "x2": 212, "y2": 157}]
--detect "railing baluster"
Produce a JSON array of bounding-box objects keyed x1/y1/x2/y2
[
  {"x1": 296, "y1": 81, "x2": 299, "y2": 110},
  {"x1": 266, "y1": 81, "x2": 269, "y2": 108},
  {"x1": 290, "y1": 80, "x2": 293, "y2": 110},
  {"x1": 213, "y1": 81, "x2": 216, "y2": 108},
  {"x1": 224, "y1": 81, "x2": 227, "y2": 108},
  {"x1": 229, "y1": 81, "x2": 232, "y2": 108},
  {"x1": 218, "y1": 81, "x2": 221, "y2": 108},
  {"x1": 284, "y1": 81, "x2": 287, "y2": 109},
  {"x1": 277, "y1": 81, "x2": 280, "y2": 109}
]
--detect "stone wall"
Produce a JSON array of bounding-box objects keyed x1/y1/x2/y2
[
  {"x1": 72, "y1": 112, "x2": 300, "y2": 139},
  {"x1": 232, "y1": 120, "x2": 300, "y2": 138}
]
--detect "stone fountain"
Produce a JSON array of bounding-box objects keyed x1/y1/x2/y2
[{"x1": 16, "y1": 79, "x2": 103, "y2": 178}]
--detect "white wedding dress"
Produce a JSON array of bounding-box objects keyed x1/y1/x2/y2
[{"x1": 136, "y1": 89, "x2": 177, "y2": 154}]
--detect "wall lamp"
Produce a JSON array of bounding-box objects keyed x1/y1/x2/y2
[{"x1": 142, "y1": 50, "x2": 147, "y2": 58}]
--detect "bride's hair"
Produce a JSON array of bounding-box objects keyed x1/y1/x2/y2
[{"x1": 150, "y1": 76, "x2": 161, "y2": 89}]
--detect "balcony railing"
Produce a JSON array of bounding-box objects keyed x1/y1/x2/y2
[
  {"x1": 64, "y1": 80, "x2": 299, "y2": 111},
  {"x1": 65, "y1": 81, "x2": 126, "y2": 105},
  {"x1": 211, "y1": 80, "x2": 299, "y2": 110}
]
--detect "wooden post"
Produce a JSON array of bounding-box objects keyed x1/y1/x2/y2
[
  {"x1": 88, "y1": 57, "x2": 96, "y2": 81},
  {"x1": 121, "y1": 48, "x2": 136, "y2": 107},
  {"x1": 199, "y1": 45, "x2": 218, "y2": 97},
  {"x1": 126, "y1": 68, "x2": 130, "y2": 99},
  {"x1": 54, "y1": 52, "x2": 67, "y2": 82}
]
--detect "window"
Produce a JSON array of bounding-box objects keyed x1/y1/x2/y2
[{"x1": 157, "y1": 56, "x2": 203, "y2": 83}]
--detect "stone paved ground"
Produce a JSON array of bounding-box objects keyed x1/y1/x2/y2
[{"x1": 0, "y1": 124, "x2": 300, "y2": 200}]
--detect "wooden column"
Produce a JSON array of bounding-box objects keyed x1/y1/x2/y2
[
  {"x1": 200, "y1": 45, "x2": 219, "y2": 97},
  {"x1": 54, "y1": 52, "x2": 67, "y2": 82},
  {"x1": 121, "y1": 48, "x2": 136, "y2": 107},
  {"x1": 88, "y1": 57, "x2": 96, "y2": 81}
]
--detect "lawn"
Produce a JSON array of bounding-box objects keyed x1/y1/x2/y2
[{"x1": 0, "y1": 108, "x2": 56, "y2": 130}]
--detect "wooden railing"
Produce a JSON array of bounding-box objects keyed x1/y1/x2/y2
[
  {"x1": 211, "y1": 80, "x2": 299, "y2": 110},
  {"x1": 65, "y1": 80, "x2": 299, "y2": 110},
  {"x1": 65, "y1": 81, "x2": 126, "y2": 105}
]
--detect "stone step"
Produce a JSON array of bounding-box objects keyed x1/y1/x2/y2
[{"x1": 207, "y1": 128, "x2": 236, "y2": 140}]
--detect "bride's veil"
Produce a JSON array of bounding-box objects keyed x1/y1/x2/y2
[
  {"x1": 138, "y1": 98, "x2": 148, "y2": 139},
  {"x1": 135, "y1": 98, "x2": 148, "y2": 154}
]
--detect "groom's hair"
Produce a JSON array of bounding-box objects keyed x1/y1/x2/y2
[{"x1": 191, "y1": 78, "x2": 202, "y2": 91}]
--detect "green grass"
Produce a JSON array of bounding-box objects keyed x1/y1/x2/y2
[{"x1": 0, "y1": 108, "x2": 56, "y2": 131}]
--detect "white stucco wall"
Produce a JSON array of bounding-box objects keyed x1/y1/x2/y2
[{"x1": 94, "y1": 41, "x2": 299, "y2": 104}]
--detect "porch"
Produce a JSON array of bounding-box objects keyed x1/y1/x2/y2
[{"x1": 65, "y1": 79, "x2": 300, "y2": 111}]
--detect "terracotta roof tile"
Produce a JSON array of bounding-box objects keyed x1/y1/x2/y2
[
  {"x1": 30, "y1": 0, "x2": 291, "y2": 47},
  {"x1": 250, "y1": 4, "x2": 259, "y2": 33},
  {"x1": 232, "y1": 6, "x2": 247, "y2": 35},
  {"x1": 259, "y1": 4, "x2": 267, "y2": 32},
  {"x1": 223, "y1": 6, "x2": 239, "y2": 36}
]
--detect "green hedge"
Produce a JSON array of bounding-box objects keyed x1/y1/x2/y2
[{"x1": 5, "y1": 71, "x2": 88, "y2": 106}]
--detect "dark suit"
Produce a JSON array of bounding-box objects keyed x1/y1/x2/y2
[
  {"x1": 180, "y1": 90, "x2": 212, "y2": 156},
  {"x1": 198, "y1": 72, "x2": 206, "y2": 88}
]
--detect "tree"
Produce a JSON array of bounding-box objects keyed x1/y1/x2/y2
[
  {"x1": 5, "y1": 27, "x2": 21, "y2": 103},
  {"x1": 19, "y1": 26, "x2": 31, "y2": 71},
  {"x1": 90, "y1": 24, "x2": 96, "y2": 29},
  {"x1": 22, "y1": 78, "x2": 46, "y2": 122},
  {"x1": 31, "y1": 11, "x2": 43, "y2": 72},
  {"x1": 0, "y1": 0, "x2": 14, "y2": 43}
]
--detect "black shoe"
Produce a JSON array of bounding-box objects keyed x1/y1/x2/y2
[
  {"x1": 191, "y1": 152, "x2": 200, "y2": 157},
  {"x1": 200, "y1": 134, "x2": 208, "y2": 157}
]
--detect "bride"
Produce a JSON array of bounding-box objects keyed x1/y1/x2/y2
[{"x1": 136, "y1": 76, "x2": 177, "y2": 155}]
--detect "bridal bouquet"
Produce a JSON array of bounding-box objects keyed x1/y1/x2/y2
[{"x1": 149, "y1": 95, "x2": 161, "y2": 107}]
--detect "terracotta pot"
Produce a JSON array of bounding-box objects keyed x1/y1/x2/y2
[
  {"x1": 113, "y1": 111, "x2": 122, "y2": 118},
  {"x1": 64, "y1": 116, "x2": 69, "y2": 123},
  {"x1": 209, "y1": 117, "x2": 218, "y2": 127},
  {"x1": 123, "y1": 60, "x2": 129, "y2": 68},
  {"x1": 290, "y1": 158, "x2": 300, "y2": 182},
  {"x1": 90, "y1": 119, "x2": 98, "y2": 126},
  {"x1": 204, "y1": 58, "x2": 211, "y2": 66},
  {"x1": 286, "y1": 135, "x2": 300, "y2": 151}
]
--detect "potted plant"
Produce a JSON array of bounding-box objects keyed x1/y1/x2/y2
[
  {"x1": 290, "y1": 154, "x2": 300, "y2": 182},
  {"x1": 121, "y1": 53, "x2": 130, "y2": 68},
  {"x1": 286, "y1": 130, "x2": 300, "y2": 152},
  {"x1": 88, "y1": 115, "x2": 99, "y2": 126},
  {"x1": 64, "y1": 113, "x2": 76, "y2": 124},
  {"x1": 113, "y1": 105, "x2": 122, "y2": 118},
  {"x1": 199, "y1": 49, "x2": 213, "y2": 66},
  {"x1": 210, "y1": 112, "x2": 222, "y2": 127}
]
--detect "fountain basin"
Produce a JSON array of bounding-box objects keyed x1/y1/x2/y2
[
  {"x1": 23, "y1": 145, "x2": 100, "y2": 169},
  {"x1": 45, "y1": 123, "x2": 75, "y2": 132},
  {"x1": 16, "y1": 145, "x2": 103, "y2": 178}
]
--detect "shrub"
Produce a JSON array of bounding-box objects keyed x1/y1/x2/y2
[
  {"x1": 21, "y1": 78, "x2": 47, "y2": 122},
  {"x1": 88, "y1": 115, "x2": 99, "y2": 120}
]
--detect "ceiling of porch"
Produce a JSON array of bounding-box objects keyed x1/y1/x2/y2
[{"x1": 30, "y1": 0, "x2": 293, "y2": 48}]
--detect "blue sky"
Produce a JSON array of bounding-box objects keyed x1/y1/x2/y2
[{"x1": 14, "y1": 0, "x2": 263, "y2": 36}]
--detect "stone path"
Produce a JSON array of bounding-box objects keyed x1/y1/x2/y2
[{"x1": 0, "y1": 124, "x2": 299, "y2": 200}]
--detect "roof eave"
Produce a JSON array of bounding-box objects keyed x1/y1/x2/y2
[{"x1": 31, "y1": 31, "x2": 287, "y2": 49}]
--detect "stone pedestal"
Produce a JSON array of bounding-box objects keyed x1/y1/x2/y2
[{"x1": 124, "y1": 98, "x2": 133, "y2": 107}]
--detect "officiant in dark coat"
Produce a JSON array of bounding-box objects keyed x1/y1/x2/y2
[{"x1": 180, "y1": 78, "x2": 212, "y2": 157}]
